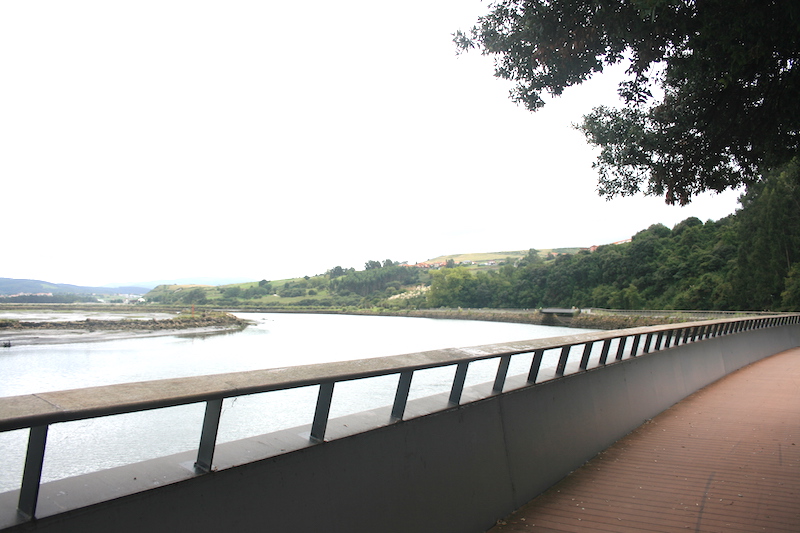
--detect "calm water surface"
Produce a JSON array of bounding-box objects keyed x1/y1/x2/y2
[{"x1": 0, "y1": 313, "x2": 592, "y2": 492}]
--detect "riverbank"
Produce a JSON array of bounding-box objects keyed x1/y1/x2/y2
[
  {"x1": 233, "y1": 308, "x2": 691, "y2": 329},
  {"x1": 0, "y1": 312, "x2": 249, "y2": 347},
  {"x1": 382, "y1": 309, "x2": 694, "y2": 329}
]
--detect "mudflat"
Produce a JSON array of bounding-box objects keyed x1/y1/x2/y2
[{"x1": 0, "y1": 311, "x2": 248, "y2": 347}]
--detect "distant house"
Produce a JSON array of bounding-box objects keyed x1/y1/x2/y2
[
  {"x1": 408, "y1": 261, "x2": 448, "y2": 269},
  {"x1": 586, "y1": 238, "x2": 631, "y2": 253}
]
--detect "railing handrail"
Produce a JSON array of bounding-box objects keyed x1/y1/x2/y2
[
  {"x1": 2, "y1": 313, "x2": 798, "y2": 521},
  {"x1": 583, "y1": 308, "x2": 782, "y2": 318}
]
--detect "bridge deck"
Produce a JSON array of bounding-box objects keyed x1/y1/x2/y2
[{"x1": 487, "y1": 347, "x2": 800, "y2": 533}]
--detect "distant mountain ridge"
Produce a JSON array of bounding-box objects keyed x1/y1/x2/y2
[
  {"x1": 105, "y1": 277, "x2": 256, "y2": 290},
  {"x1": 0, "y1": 278, "x2": 149, "y2": 296}
]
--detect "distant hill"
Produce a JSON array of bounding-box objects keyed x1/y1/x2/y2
[
  {"x1": 0, "y1": 278, "x2": 149, "y2": 296},
  {"x1": 105, "y1": 277, "x2": 256, "y2": 290}
]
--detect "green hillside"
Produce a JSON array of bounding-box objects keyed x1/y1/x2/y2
[{"x1": 142, "y1": 160, "x2": 800, "y2": 313}]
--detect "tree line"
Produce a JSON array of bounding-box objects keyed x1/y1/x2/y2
[
  {"x1": 427, "y1": 161, "x2": 800, "y2": 312},
  {"x1": 145, "y1": 260, "x2": 425, "y2": 308},
  {"x1": 144, "y1": 159, "x2": 800, "y2": 313}
]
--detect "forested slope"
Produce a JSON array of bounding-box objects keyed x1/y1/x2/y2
[{"x1": 427, "y1": 160, "x2": 800, "y2": 312}]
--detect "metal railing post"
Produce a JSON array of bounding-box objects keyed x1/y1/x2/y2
[
  {"x1": 615, "y1": 336, "x2": 627, "y2": 360},
  {"x1": 555, "y1": 345, "x2": 571, "y2": 376},
  {"x1": 528, "y1": 349, "x2": 545, "y2": 383},
  {"x1": 492, "y1": 355, "x2": 512, "y2": 393},
  {"x1": 195, "y1": 398, "x2": 223, "y2": 473},
  {"x1": 663, "y1": 329, "x2": 673, "y2": 348},
  {"x1": 579, "y1": 342, "x2": 594, "y2": 370},
  {"x1": 449, "y1": 362, "x2": 470, "y2": 405},
  {"x1": 391, "y1": 371, "x2": 414, "y2": 421},
  {"x1": 629, "y1": 334, "x2": 641, "y2": 357},
  {"x1": 598, "y1": 339, "x2": 612, "y2": 365},
  {"x1": 310, "y1": 382, "x2": 335, "y2": 443},
  {"x1": 18, "y1": 424, "x2": 48, "y2": 520},
  {"x1": 643, "y1": 333, "x2": 654, "y2": 353},
  {"x1": 654, "y1": 332, "x2": 664, "y2": 350}
]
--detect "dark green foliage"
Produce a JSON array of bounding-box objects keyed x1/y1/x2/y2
[
  {"x1": 456, "y1": 0, "x2": 800, "y2": 204},
  {"x1": 277, "y1": 283, "x2": 306, "y2": 298},
  {"x1": 180, "y1": 288, "x2": 208, "y2": 305},
  {"x1": 732, "y1": 160, "x2": 800, "y2": 310},
  {"x1": 428, "y1": 267, "x2": 515, "y2": 308},
  {"x1": 222, "y1": 286, "x2": 242, "y2": 299},
  {"x1": 330, "y1": 265, "x2": 420, "y2": 297},
  {"x1": 428, "y1": 222, "x2": 737, "y2": 310},
  {"x1": 242, "y1": 284, "x2": 272, "y2": 298},
  {"x1": 326, "y1": 266, "x2": 348, "y2": 278},
  {"x1": 427, "y1": 163, "x2": 800, "y2": 311}
]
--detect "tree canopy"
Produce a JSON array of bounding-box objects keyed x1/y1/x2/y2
[
  {"x1": 423, "y1": 160, "x2": 800, "y2": 311},
  {"x1": 455, "y1": 0, "x2": 800, "y2": 204}
]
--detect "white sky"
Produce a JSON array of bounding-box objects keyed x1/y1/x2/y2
[{"x1": 1, "y1": 1, "x2": 742, "y2": 287}]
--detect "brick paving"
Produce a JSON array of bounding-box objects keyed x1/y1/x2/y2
[{"x1": 488, "y1": 348, "x2": 800, "y2": 532}]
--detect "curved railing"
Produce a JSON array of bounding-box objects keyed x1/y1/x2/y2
[{"x1": 1, "y1": 314, "x2": 798, "y2": 521}]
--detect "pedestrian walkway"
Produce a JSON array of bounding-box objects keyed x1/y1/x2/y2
[{"x1": 487, "y1": 348, "x2": 800, "y2": 532}]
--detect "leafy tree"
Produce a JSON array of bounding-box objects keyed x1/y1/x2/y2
[
  {"x1": 327, "y1": 266, "x2": 347, "y2": 278},
  {"x1": 181, "y1": 288, "x2": 208, "y2": 305},
  {"x1": 243, "y1": 284, "x2": 272, "y2": 299},
  {"x1": 222, "y1": 286, "x2": 242, "y2": 299},
  {"x1": 428, "y1": 268, "x2": 477, "y2": 308},
  {"x1": 330, "y1": 265, "x2": 419, "y2": 297},
  {"x1": 517, "y1": 249, "x2": 543, "y2": 267},
  {"x1": 732, "y1": 159, "x2": 800, "y2": 309},
  {"x1": 781, "y1": 264, "x2": 800, "y2": 310},
  {"x1": 455, "y1": 0, "x2": 800, "y2": 204},
  {"x1": 278, "y1": 287, "x2": 306, "y2": 298}
]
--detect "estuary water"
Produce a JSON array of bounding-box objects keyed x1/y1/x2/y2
[{"x1": 0, "y1": 312, "x2": 591, "y2": 493}]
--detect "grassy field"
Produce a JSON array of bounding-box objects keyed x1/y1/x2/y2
[
  {"x1": 427, "y1": 248, "x2": 583, "y2": 264},
  {"x1": 427, "y1": 250, "x2": 528, "y2": 263}
]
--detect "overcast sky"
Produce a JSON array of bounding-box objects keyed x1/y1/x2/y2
[{"x1": 1, "y1": 1, "x2": 743, "y2": 287}]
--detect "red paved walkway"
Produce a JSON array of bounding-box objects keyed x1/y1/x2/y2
[{"x1": 488, "y1": 348, "x2": 800, "y2": 532}]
